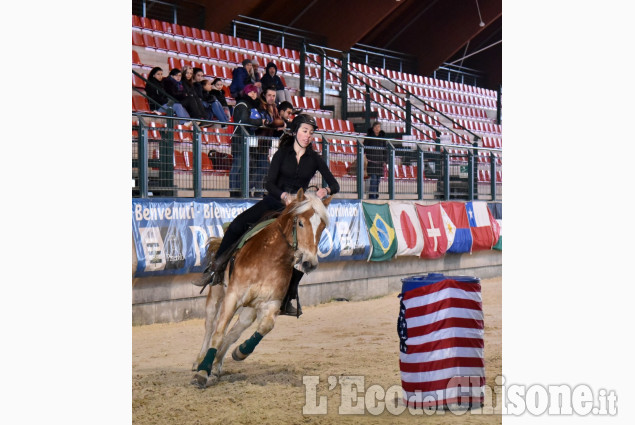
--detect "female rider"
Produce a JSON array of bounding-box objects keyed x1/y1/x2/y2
[{"x1": 199, "y1": 114, "x2": 340, "y2": 316}]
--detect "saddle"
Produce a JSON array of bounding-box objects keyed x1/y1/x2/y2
[{"x1": 204, "y1": 218, "x2": 277, "y2": 289}]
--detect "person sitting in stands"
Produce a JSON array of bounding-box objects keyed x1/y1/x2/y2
[
  {"x1": 260, "y1": 62, "x2": 292, "y2": 104},
  {"x1": 229, "y1": 59, "x2": 261, "y2": 99},
  {"x1": 193, "y1": 67, "x2": 230, "y2": 124},
  {"x1": 210, "y1": 78, "x2": 231, "y2": 117},
  {"x1": 250, "y1": 58, "x2": 262, "y2": 88},
  {"x1": 144, "y1": 67, "x2": 190, "y2": 124},
  {"x1": 180, "y1": 65, "x2": 207, "y2": 120},
  {"x1": 275, "y1": 101, "x2": 294, "y2": 136}
]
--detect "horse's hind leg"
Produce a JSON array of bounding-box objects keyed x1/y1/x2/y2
[
  {"x1": 192, "y1": 292, "x2": 240, "y2": 388},
  {"x1": 192, "y1": 284, "x2": 224, "y2": 371},
  {"x1": 232, "y1": 300, "x2": 281, "y2": 361},
  {"x1": 211, "y1": 307, "x2": 256, "y2": 378}
]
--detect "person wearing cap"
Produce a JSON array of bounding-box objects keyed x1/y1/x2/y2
[
  {"x1": 229, "y1": 59, "x2": 261, "y2": 99},
  {"x1": 229, "y1": 83, "x2": 265, "y2": 197},
  {"x1": 197, "y1": 114, "x2": 340, "y2": 316},
  {"x1": 260, "y1": 62, "x2": 292, "y2": 104}
]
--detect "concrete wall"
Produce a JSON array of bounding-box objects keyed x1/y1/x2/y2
[{"x1": 132, "y1": 239, "x2": 501, "y2": 325}]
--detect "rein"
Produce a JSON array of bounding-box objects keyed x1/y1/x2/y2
[{"x1": 278, "y1": 216, "x2": 298, "y2": 251}]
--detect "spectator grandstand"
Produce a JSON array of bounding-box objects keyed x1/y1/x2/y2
[{"x1": 132, "y1": 10, "x2": 502, "y2": 201}]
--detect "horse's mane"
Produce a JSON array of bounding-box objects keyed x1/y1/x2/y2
[{"x1": 288, "y1": 192, "x2": 329, "y2": 226}]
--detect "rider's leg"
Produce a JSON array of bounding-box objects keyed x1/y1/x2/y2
[
  {"x1": 281, "y1": 268, "x2": 304, "y2": 317},
  {"x1": 213, "y1": 199, "x2": 271, "y2": 265}
]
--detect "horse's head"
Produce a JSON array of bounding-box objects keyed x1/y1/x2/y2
[{"x1": 286, "y1": 188, "x2": 331, "y2": 273}]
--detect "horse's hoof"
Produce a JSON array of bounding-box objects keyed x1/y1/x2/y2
[
  {"x1": 232, "y1": 346, "x2": 248, "y2": 362},
  {"x1": 205, "y1": 374, "x2": 220, "y2": 387},
  {"x1": 190, "y1": 370, "x2": 208, "y2": 389}
]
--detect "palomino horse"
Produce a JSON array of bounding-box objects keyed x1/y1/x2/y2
[{"x1": 191, "y1": 189, "x2": 331, "y2": 388}]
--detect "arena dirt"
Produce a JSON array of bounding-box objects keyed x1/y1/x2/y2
[{"x1": 132, "y1": 277, "x2": 501, "y2": 424}]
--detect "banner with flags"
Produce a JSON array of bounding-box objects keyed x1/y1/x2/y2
[
  {"x1": 414, "y1": 203, "x2": 448, "y2": 259},
  {"x1": 362, "y1": 202, "x2": 398, "y2": 262},
  {"x1": 466, "y1": 201, "x2": 500, "y2": 251},
  {"x1": 317, "y1": 199, "x2": 371, "y2": 262},
  {"x1": 389, "y1": 202, "x2": 424, "y2": 257},
  {"x1": 441, "y1": 202, "x2": 473, "y2": 253},
  {"x1": 132, "y1": 198, "x2": 502, "y2": 277}
]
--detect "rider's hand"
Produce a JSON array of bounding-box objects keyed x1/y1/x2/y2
[
  {"x1": 281, "y1": 192, "x2": 292, "y2": 205},
  {"x1": 316, "y1": 188, "x2": 328, "y2": 199}
]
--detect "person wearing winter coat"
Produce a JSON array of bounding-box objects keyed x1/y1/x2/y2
[
  {"x1": 260, "y1": 62, "x2": 292, "y2": 104},
  {"x1": 151, "y1": 67, "x2": 191, "y2": 124},
  {"x1": 229, "y1": 84, "x2": 265, "y2": 197},
  {"x1": 364, "y1": 122, "x2": 388, "y2": 199},
  {"x1": 229, "y1": 59, "x2": 261, "y2": 99}
]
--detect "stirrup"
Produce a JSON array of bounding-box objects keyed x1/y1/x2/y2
[
  {"x1": 210, "y1": 269, "x2": 224, "y2": 286},
  {"x1": 280, "y1": 299, "x2": 302, "y2": 317}
]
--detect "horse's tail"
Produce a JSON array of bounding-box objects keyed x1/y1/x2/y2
[{"x1": 191, "y1": 237, "x2": 223, "y2": 288}]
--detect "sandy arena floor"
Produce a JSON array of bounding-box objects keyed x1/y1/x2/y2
[{"x1": 132, "y1": 277, "x2": 501, "y2": 424}]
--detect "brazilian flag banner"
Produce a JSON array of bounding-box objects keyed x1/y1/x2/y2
[{"x1": 362, "y1": 202, "x2": 398, "y2": 262}]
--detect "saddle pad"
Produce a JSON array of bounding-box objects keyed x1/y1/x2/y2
[{"x1": 236, "y1": 218, "x2": 276, "y2": 249}]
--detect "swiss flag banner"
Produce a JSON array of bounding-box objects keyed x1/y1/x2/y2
[
  {"x1": 466, "y1": 201, "x2": 500, "y2": 251},
  {"x1": 415, "y1": 204, "x2": 448, "y2": 259},
  {"x1": 441, "y1": 202, "x2": 473, "y2": 253},
  {"x1": 389, "y1": 202, "x2": 424, "y2": 257}
]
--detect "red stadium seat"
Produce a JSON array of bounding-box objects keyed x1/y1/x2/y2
[
  {"x1": 132, "y1": 73, "x2": 146, "y2": 89},
  {"x1": 132, "y1": 50, "x2": 142, "y2": 66},
  {"x1": 174, "y1": 150, "x2": 191, "y2": 171},
  {"x1": 139, "y1": 17, "x2": 153, "y2": 32},
  {"x1": 329, "y1": 161, "x2": 348, "y2": 177},
  {"x1": 208, "y1": 31, "x2": 222, "y2": 46},
  {"x1": 173, "y1": 124, "x2": 194, "y2": 144},
  {"x1": 153, "y1": 36, "x2": 168, "y2": 51},
  {"x1": 170, "y1": 23, "x2": 185, "y2": 38},
  {"x1": 183, "y1": 151, "x2": 194, "y2": 169},
  {"x1": 331, "y1": 119, "x2": 343, "y2": 133},
  {"x1": 132, "y1": 94, "x2": 151, "y2": 113},
  {"x1": 132, "y1": 15, "x2": 142, "y2": 29},
  {"x1": 201, "y1": 152, "x2": 215, "y2": 172},
  {"x1": 132, "y1": 31, "x2": 145, "y2": 47},
  {"x1": 200, "y1": 127, "x2": 215, "y2": 145},
  {"x1": 142, "y1": 34, "x2": 157, "y2": 50}
]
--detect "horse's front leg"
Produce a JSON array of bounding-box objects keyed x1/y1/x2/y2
[
  {"x1": 211, "y1": 307, "x2": 256, "y2": 378},
  {"x1": 191, "y1": 292, "x2": 239, "y2": 388},
  {"x1": 192, "y1": 284, "x2": 224, "y2": 371},
  {"x1": 231, "y1": 300, "x2": 281, "y2": 361}
]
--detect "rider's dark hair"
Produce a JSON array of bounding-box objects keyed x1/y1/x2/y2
[{"x1": 278, "y1": 133, "x2": 295, "y2": 149}]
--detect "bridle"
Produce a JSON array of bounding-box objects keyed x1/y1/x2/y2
[
  {"x1": 278, "y1": 186, "x2": 321, "y2": 253},
  {"x1": 278, "y1": 215, "x2": 299, "y2": 252}
]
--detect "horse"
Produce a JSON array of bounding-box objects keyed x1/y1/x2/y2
[{"x1": 191, "y1": 188, "x2": 331, "y2": 388}]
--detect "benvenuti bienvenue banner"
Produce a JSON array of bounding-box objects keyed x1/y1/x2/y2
[{"x1": 132, "y1": 198, "x2": 371, "y2": 277}]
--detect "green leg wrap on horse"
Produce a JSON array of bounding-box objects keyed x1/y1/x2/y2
[
  {"x1": 197, "y1": 348, "x2": 217, "y2": 373},
  {"x1": 239, "y1": 331, "x2": 263, "y2": 355}
]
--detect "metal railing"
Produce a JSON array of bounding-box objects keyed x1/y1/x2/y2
[
  {"x1": 132, "y1": 114, "x2": 502, "y2": 201},
  {"x1": 133, "y1": 0, "x2": 205, "y2": 29}
]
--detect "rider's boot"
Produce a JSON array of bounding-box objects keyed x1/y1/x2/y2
[{"x1": 280, "y1": 269, "x2": 303, "y2": 317}]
